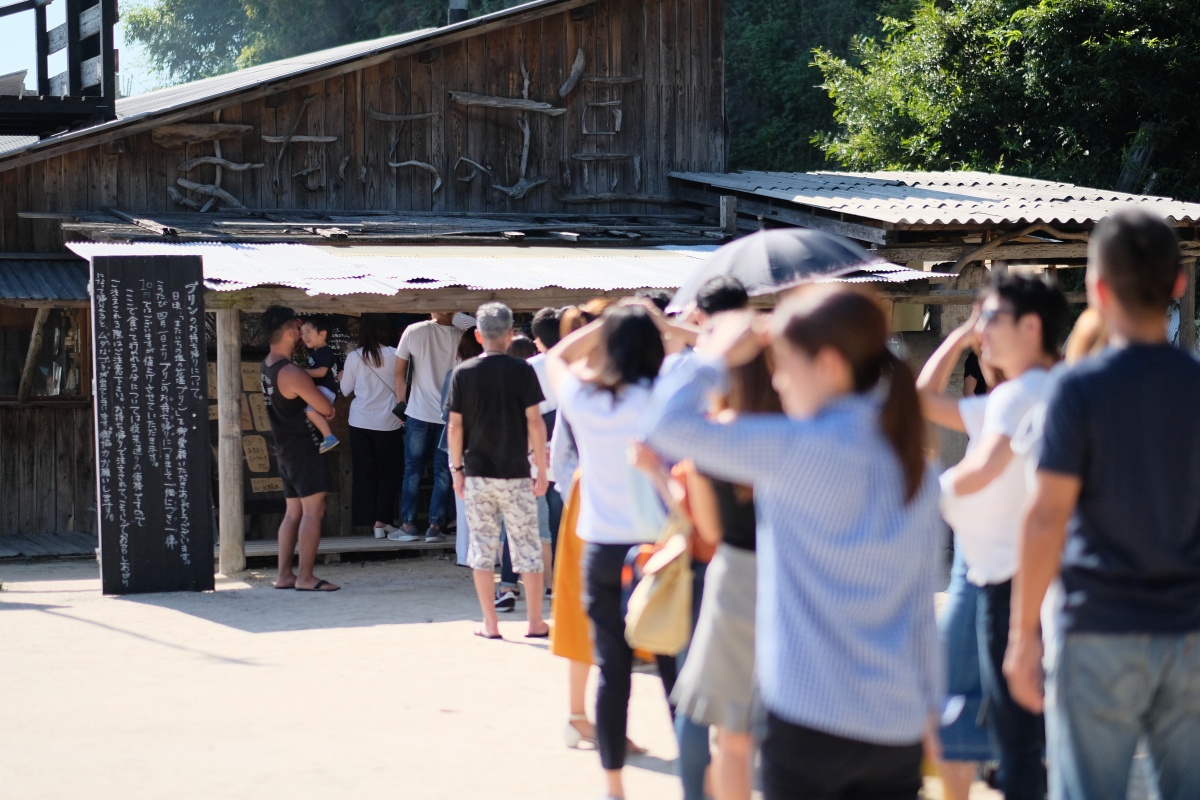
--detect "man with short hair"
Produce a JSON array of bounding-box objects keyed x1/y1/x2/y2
[
  {"x1": 692, "y1": 276, "x2": 749, "y2": 322},
  {"x1": 448, "y1": 302, "x2": 550, "y2": 639},
  {"x1": 494, "y1": 306, "x2": 567, "y2": 612},
  {"x1": 260, "y1": 305, "x2": 339, "y2": 592},
  {"x1": 392, "y1": 312, "x2": 463, "y2": 543},
  {"x1": 1006, "y1": 210, "x2": 1200, "y2": 800},
  {"x1": 918, "y1": 274, "x2": 1069, "y2": 800}
]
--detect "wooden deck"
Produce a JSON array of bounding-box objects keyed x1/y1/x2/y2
[
  {"x1": 0, "y1": 531, "x2": 97, "y2": 558},
  {"x1": 0, "y1": 532, "x2": 453, "y2": 560},
  {"x1": 239, "y1": 535, "x2": 455, "y2": 559}
]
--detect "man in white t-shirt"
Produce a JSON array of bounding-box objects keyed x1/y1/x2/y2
[
  {"x1": 392, "y1": 312, "x2": 472, "y2": 542},
  {"x1": 917, "y1": 274, "x2": 1068, "y2": 800}
]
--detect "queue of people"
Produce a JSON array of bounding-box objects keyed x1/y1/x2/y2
[{"x1": 257, "y1": 208, "x2": 1200, "y2": 800}]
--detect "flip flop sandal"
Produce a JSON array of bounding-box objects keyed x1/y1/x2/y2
[
  {"x1": 474, "y1": 628, "x2": 503, "y2": 640},
  {"x1": 296, "y1": 579, "x2": 340, "y2": 592}
]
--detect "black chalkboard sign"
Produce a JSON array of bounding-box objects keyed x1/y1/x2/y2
[{"x1": 91, "y1": 256, "x2": 216, "y2": 595}]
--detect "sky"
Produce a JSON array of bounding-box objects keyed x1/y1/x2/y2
[{"x1": 0, "y1": 1, "x2": 152, "y2": 96}]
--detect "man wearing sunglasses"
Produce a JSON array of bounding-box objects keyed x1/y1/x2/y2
[{"x1": 918, "y1": 274, "x2": 1069, "y2": 800}]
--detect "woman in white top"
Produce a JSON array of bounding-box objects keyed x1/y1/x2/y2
[
  {"x1": 546, "y1": 303, "x2": 693, "y2": 800},
  {"x1": 339, "y1": 314, "x2": 403, "y2": 539}
]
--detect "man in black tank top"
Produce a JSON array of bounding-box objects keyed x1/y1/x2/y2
[{"x1": 260, "y1": 306, "x2": 339, "y2": 592}]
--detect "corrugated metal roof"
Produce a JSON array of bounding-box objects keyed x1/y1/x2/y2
[
  {"x1": 0, "y1": 259, "x2": 89, "y2": 302},
  {"x1": 0, "y1": 0, "x2": 574, "y2": 164},
  {"x1": 0, "y1": 135, "x2": 37, "y2": 156},
  {"x1": 65, "y1": 242, "x2": 714, "y2": 296},
  {"x1": 670, "y1": 170, "x2": 1200, "y2": 227}
]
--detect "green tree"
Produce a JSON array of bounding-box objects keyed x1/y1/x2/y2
[
  {"x1": 123, "y1": 0, "x2": 249, "y2": 83},
  {"x1": 724, "y1": 0, "x2": 916, "y2": 171},
  {"x1": 124, "y1": 0, "x2": 523, "y2": 85},
  {"x1": 815, "y1": 0, "x2": 1200, "y2": 200}
]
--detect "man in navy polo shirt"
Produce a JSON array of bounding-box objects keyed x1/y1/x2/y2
[{"x1": 1006, "y1": 210, "x2": 1200, "y2": 800}]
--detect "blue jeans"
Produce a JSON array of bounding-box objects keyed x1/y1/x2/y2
[
  {"x1": 1048, "y1": 631, "x2": 1200, "y2": 800},
  {"x1": 978, "y1": 580, "x2": 1046, "y2": 800},
  {"x1": 400, "y1": 418, "x2": 450, "y2": 527},
  {"x1": 939, "y1": 549, "x2": 996, "y2": 761},
  {"x1": 676, "y1": 561, "x2": 711, "y2": 800}
]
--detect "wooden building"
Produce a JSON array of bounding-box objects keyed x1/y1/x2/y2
[{"x1": 0, "y1": 0, "x2": 729, "y2": 558}]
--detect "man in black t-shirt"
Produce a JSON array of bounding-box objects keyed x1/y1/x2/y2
[
  {"x1": 1006, "y1": 211, "x2": 1200, "y2": 800},
  {"x1": 447, "y1": 302, "x2": 549, "y2": 640}
]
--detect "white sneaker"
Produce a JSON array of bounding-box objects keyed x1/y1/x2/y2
[{"x1": 373, "y1": 524, "x2": 398, "y2": 539}]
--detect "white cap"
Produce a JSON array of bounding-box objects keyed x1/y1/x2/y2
[{"x1": 452, "y1": 312, "x2": 476, "y2": 331}]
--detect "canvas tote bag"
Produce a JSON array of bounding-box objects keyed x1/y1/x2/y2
[{"x1": 623, "y1": 505, "x2": 693, "y2": 655}]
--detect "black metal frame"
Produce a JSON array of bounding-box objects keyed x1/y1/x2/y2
[{"x1": 0, "y1": 0, "x2": 117, "y2": 137}]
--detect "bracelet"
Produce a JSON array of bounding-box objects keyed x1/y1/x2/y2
[{"x1": 450, "y1": 465, "x2": 465, "y2": 473}]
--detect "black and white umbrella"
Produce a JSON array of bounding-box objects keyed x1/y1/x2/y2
[{"x1": 667, "y1": 228, "x2": 887, "y2": 313}]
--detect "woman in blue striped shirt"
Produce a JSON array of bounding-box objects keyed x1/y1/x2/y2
[{"x1": 645, "y1": 286, "x2": 943, "y2": 800}]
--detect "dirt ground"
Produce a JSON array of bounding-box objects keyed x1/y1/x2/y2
[{"x1": 0, "y1": 556, "x2": 999, "y2": 800}]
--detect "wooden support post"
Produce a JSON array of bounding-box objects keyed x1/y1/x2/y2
[
  {"x1": 1181, "y1": 259, "x2": 1196, "y2": 353},
  {"x1": 216, "y1": 309, "x2": 246, "y2": 575},
  {"x1": 719, "y1": 195, "x2": 737, "y2": 235},
  {"x1": 17, "y1": 307, "x2": 51, "y2": 404}
]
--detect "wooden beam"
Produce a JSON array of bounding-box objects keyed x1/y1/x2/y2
[
  {"x1": 216, "y1": 309, "x2": 246, "y2": 575},
  {"x1": 877, "y1": 288, "x2": 1088, "y2": 305},
  {"x1": 676, "y1": 187, "x2": 889, "y2": 245},
  {"x1": 874, "y1": 242, "x2": 1091, "y2": 263},
  {"x1": 720, "y1": 196, "x2": 737, "y2": 235},
  {"x1": 152, "y1": 123, "x2": 254, "y2": 147},
  {"x1": 16, "y1": 307, "x2": 50, "y2": 404},
  {"x1": 448, "y1": 91, "x2": 566, "y2": 115},
  {"x1": 1181, "y1": 259, "x2": 1196, "y2": 352}
]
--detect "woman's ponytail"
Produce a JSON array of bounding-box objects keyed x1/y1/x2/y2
[{"x1": 879, "y1": 351, "x2": 926, "y2": 503}]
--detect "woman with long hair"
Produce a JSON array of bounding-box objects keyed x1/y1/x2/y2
[
  {"x1": 547, "y1": 303, "x2": 693, "y2": 800},
  {"x1": 645, "y1": 287, "x2": 942, "y2": 800},
  {"x1": 669, "y1": 350, "x2": 781, "y2": 800},
  {"x1": 339, "y1": 314, "x2": 403, "y2": 538}
]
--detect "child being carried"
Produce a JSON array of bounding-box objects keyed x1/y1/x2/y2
[{"x1": 300, "y1": 315, "x2": 340, "y2": 453}]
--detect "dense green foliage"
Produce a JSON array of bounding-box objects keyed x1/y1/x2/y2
[
  {"x1": 723, "y1": 0, "x2": 914, "y2": 171},
  {"x1": 815, "y1": 0, "x2": 1200, "y2": 200}
]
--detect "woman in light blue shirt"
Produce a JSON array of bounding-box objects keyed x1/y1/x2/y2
[{"x1": 645, "y1": 287, "x2": 943, "y2": 800}]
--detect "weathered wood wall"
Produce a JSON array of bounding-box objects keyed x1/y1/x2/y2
[
  {"x1": 0, "y1": 0, "x2": 725, "y2": 252},
  {"x1": 0, "y1": 404, "x2": 95, "y2": 536}
]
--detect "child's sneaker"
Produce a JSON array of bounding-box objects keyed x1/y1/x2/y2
[{"x1": 318, "y1": 435, "x2": 339, "y2": 453}]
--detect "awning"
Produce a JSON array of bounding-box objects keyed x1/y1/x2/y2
[
  {"x1": 66, "y1": 241, "x2": 715, "y2": 297},
  {"x1": 0, "y1": 257, "x2": 90, "y2": 306}
]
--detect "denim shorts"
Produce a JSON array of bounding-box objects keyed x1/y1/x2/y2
[{"x1": 939, "y1": 548, "x2": 997, "y2": 762}]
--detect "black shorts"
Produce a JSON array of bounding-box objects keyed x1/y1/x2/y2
[{"x1": 278, "y1": 450, "x2": 333, "y2": 499}]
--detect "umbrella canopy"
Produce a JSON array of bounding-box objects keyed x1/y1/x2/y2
[{"x1": 666, "y1": 228, "x2": 885, "y2": 313}]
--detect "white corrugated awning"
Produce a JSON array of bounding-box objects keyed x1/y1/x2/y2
[{"x1": 66, "y1": 242, "x2": 716, "y2": 297}]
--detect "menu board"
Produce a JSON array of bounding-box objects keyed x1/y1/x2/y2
[
  {"x1": 91, "y1": 256, "x2": 215, "y2": 595},
  {"x1": 206, "y1": 360, "x2": 287, "y2": 510}
]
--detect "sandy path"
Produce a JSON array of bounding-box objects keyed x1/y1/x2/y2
[
  {"x1": 0, "y1": 558, "x2": 683, "y2": 800},
  {"x1": 0, "y1": 556, "x2": 1011, "y2": 799}
]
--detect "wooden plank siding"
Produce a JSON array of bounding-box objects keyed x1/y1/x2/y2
[
  {"x1": 0, "y1": 405, "x2": 95, "y2": 536},
  {"x1": 0, "y1": 0, "x2": 725, "y2": 250}
]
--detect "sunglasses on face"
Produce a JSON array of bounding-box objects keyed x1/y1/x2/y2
[{"x1": 979, "y1": 307, "x2": 1015, "y2": 326}]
